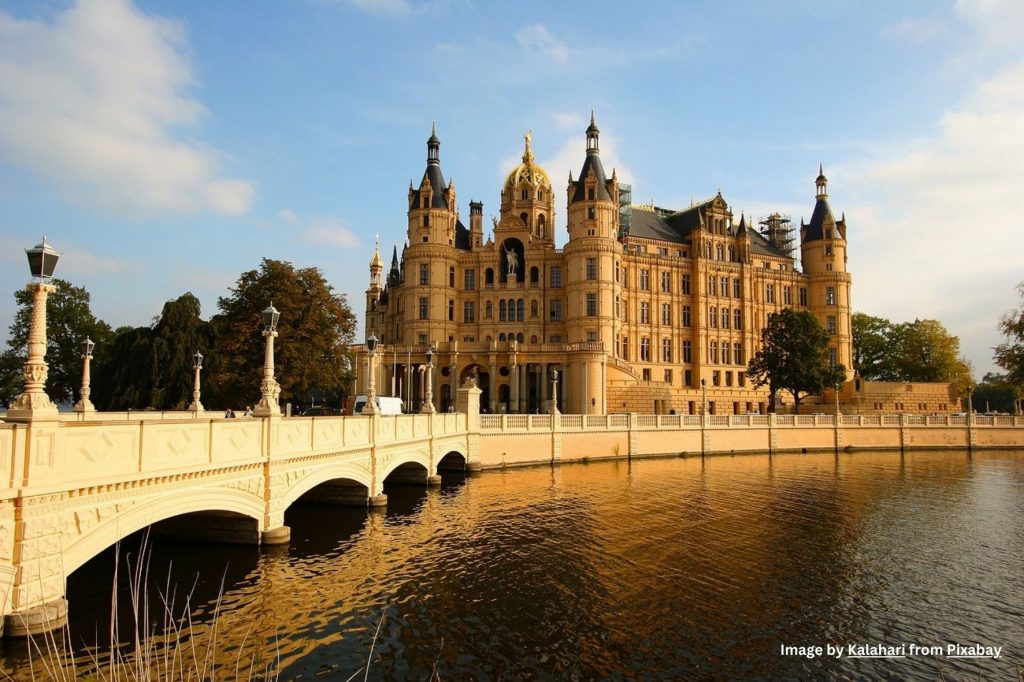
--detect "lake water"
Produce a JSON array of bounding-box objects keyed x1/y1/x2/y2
[{"x1": 3, "y1": 449, "x2": 1023, "y2": 680}]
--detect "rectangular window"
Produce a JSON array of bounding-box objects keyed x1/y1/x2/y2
[
  {"x1": 726, "y1": 371, "x2": 733, "y2": 387},
  {"x1": 783, "y1": 286, "x2": 792, "y2": 305},
  {"x1": 587, "y1": 330, "x2": 598, "y2": 342},
  {"x1": 722, "y1": 341, "x2": 730, "y2": 363},
  {"x1": 418, "y1": 296, "x2": 428, "y2": 320},
  {"x1": 549, "y1": 335, "x2": 562, "y2": 343},
  {"x1": 827, "y1": 287, "x2": 836, "y2": 305},
  {"x1": 661, "y1": 303, "x2": 671, "y2": 325},
  {"x1": 710, "y1": 340, "x2": 718, "y2": 363},
  {"x1": 642, "y1": 368, "x2": 651, "y2": 381},
  {"x1": 640, "y1": 337, "x2": 651, "y2": 361},
  {"x1": 586, "y1": 293, "x2": 597, "y2": 317},
  {"x1": 713, "y1": 370, "x2": 721, "y2": 386},
  {"x1": 550, "y1": 299, "x2": 563, "y2": 321},
  {"x1": 685, "y1": 369, "x2": 692, "y2": 387},
  {"x1": 720, "y1": 276, "x2": 729, "y2": 297},
  {"x1": 419, "y1": 263, "x2": 429, "y2": 285},
  {"x1": 734, "y1": 345, "x2": 743, "y2": 365},
  {"x1": 827, "y1": 315, "x2": 837, "y2": 335},
  {"x1": 682, "y1": 340, "x2": 692, "y2": 363},
  {"x1": 739, "y1": 371, "x2": 746, "y2": 387},
  {"x1": 766, "y1": 284, "x2": 775, "y2": 303},
  {"x1": 622, "y1": 298, "x2": 628, "y2": 322},
  {"x1": 550, "y1": 266, "x2": 562, "y2": 288},
  {"x1": 709, "y1": 305, "x2": 717, "y2": 328},
  {"x1": 640, "y1": 269, "x2": 650, "y2": 290},
  {"x1": 448, "y1": 299, "x2": 454, "y2": 321},
  {"x1": 449, "y1": 267, "x2": 455, "y2": 287},
  {"x1": 661, "y1": 338, "x2": 672, "y2": 362},
  {"x1": 721, "y1": 308, "x2": 729, "y2": 328},
  {"x1": 734, "y1": 308, "x2": 742, "y2": 330},
  {"x1": 800, "y1": 287, "x2": 808, "y2": 306},
  {"x1": 825, "y1": 244, "x2": 833, "y2": 256},
  {"x1": 733, "y1": 278, "x2": 741, "y2": 298},
  {"x1": 681, "y1": 274, "x2": 691, "y2": 294},
  {"x1": 829, "y1": 347, "x2": 837, "y2": 366},
  {"x1": 640, "y1": 301, "x2": 650, "y2": 324},
  {"x1": 622, "y1": 336, "x2": 629, "y2": 360},
  {"x1": 463, "y1": 301, "x2": 475, "y2": 322},
  {"x1": 661, "y1": 271, "x2": 671, "y2": 293},
  {"x1": 682, "y1": 305, "x2": 691, "y2": 327},
  {"x1": 664, "y1": 368, "x2": 673, "y2": 384},
  {"x1": 586, "y1": 258, "x2": 597, "y2": 280},
  {"x1": 708, "y1": 275, "x2": 716, "y2": 296},
  {"x1": 464, "y1": 269, "x2": 476, "y2": 290}
]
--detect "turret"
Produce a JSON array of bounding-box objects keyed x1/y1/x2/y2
[
  {"x1": 469, "y1": 201, "x2": 484, "y2": 249},
  {"x1": 365, "y1": 236, "x2": 385, "y2": 342},
  {"x1": 799, "y1": 164, "x2": 853, "y2": 380}
]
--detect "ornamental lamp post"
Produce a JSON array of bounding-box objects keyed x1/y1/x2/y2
[
  {"x1": 363, "y1": 334, "x2": 379, "y2": 415},
  {"x1": 550, "y1": 367, "x2": 560, "y2": 415},
  {"x1": 188, "y1": 351, "x2": 204, "y2": 413},
  {"x1": 422, "y1": 346, "x2": 436, "y2": 414},
  {"x1": 73, "y1": 337, "x2": 96, "y2": 413},
  {"x1": 253, "y1": 303, "x2": 281, "y2": 416},
  {"x1": 7, "y1": 238, "x2": 61, "y2": 421},
  {"x1": 701, "y1": 378, "x2": 707, "y2": 417}
]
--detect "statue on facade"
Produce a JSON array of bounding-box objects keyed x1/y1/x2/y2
[{"x1": 505, "y1": 247, "x2": 519, "y2": 275}]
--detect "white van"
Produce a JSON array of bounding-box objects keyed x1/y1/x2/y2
[{"x1": 349, "y1": 395, "x2": 405, "y2": 415}]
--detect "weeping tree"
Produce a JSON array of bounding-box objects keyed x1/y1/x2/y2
[
  {"x1": 210, "y1": 259, "x2": 356, "y2": 409},
  {"x1": 93, "y1": 293, "x2": 215, "y2": 410}
]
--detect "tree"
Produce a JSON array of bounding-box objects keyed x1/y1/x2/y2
[
  {"x1": 852, "y1": 312, "x2": 897, "y2": 381},
  {"x1": 972, "y1": 373, "x2": 1018, "y2": 414},
  {"x1": 92, "y1": 293, "x2": 216, "y2": 410},
  {"x1": 746, "y1": 308, "x2": 846, "y2": 412},
  {"x1": 211, "y1": 259, "x2": 356, "y2": 408},
  {"x1": 994, "y1": 283, "x2": 1024, "y2": 413},
  {"x1": 0, "y1": 279, "x2": 113, "y2": 407}
]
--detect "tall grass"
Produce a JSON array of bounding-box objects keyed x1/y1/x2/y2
[{"x1": 6, "y1": 532, "x2": 280, "y2": 681}]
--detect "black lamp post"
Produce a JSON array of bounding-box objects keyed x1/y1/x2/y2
[
  {"x1": 189, "y1": 351, "x2": 204, "y2": 412},
  {"x1": 74, "y1": 337, "x2": 96, "y2": 413}
]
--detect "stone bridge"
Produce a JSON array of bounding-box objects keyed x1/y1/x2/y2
[{"x1": 0, "y1": 385, "x2": 483, "y2": 636}]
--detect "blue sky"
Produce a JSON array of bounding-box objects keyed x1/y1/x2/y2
[{"x1": 0, "y1": 0, "x2": 1021, "y2": 377}]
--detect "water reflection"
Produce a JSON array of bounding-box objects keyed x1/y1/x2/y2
[{"x1": 2, "y1": 450, "x2": 1022, "y2": 680}]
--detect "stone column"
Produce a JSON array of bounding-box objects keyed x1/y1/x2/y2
[
  {"x1": 488, "y1": 361, "x2": 498, "y2": 414},
  {"x1": 6, "y1": 282, "x2": 58, "y2": 421},
  {"x1": 457, "y1": 378, "x2": 483, "y2": 471},
  {"x1": 510, "y1": 358, "x2": 519, "y2": 414}
]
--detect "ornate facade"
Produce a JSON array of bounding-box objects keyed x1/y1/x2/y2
[{"x1": 362, "y1": 116, "x2": 853, "y2": 415}]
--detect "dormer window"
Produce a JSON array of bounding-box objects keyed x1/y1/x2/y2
[
  {"x1": 588, "y1": 188, "x2": 594, "y2": 201},
  {"x1": 537, "y1": 190, "x2": 544, "y2": 200},
  {"x1": 825, "y1": 229, "x2": 832, "y2": 239},
  {"x1": 521, "y1": 189, "x2": 528, "y2": 201}
]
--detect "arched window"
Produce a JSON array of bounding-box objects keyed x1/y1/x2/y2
[
  {"x1": 507, "y1": 299, "x2": 516, "y2": 319},
  {"x1": 716, "y1": 243, "x2": 724, "y2": 261},
  {"x1": 530, "y1": 300, "x2": 538, "y2": 318},
  {"x1": 728, "y1": 245, "x2": 736, "y2": 262},
  {"x1": 520, "y1": 212, "x2": 529, "y2": 227},
  {"x1": 517, "y1": 299, "x2": 525, "y2": 321},
  {"x1": 517, "y1": 333, "x2": 524, "y2": 343},
  {"x1": 499, "y1": 300, "x2": 507, "y2": 321},
  {"x1": 485, "y1": 268, "x2": 494, "y2": 286},
  {"x1": 538, "y1": 215, "x2": 546, "y2": 238},
  {"x1": 530, "y1": 335, "x2": 538, "y2": 343},
  {"x1": 530, "y1": 266, "x2": 539, "y2": 285},
  {"x1": 499, "y1": 333, "x2": 506, "y2": 342}
]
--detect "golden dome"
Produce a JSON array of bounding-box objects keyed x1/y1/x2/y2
[
  {"x1": 504, "y1": 131, "x2": 551, "y2": 192},
  {"x1": 369, "y1": 236, "x2": 383, "y2": 269}
]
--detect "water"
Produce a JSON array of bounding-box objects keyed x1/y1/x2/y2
[{"x1": 3, "y1": 449, "x2": 1023, "y2": 679}]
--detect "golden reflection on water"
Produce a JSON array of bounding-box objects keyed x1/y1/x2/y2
[{"x1": 4, "y1": 449, "x2": 1023, "y2": 680}]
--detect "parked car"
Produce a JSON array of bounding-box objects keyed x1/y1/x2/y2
[
  {"x1": 301, "y1": 406, "x2": 340, "y2": 417},
  {"x1": 347, "y1": 395, "x2": 405, "y2": 415}
]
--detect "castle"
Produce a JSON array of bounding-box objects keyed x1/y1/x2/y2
[{"x1": 361, "y1": 115, "x2": 855, "y2": 415}]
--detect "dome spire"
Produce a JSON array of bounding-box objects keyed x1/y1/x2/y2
[
  {"x1": 586, "y1": 110, "x2": 600, "y2": 154},
  {"x1": 427, "y1": 122, "x2": 440, "y2": 165},
  {"x1": 816, "y1": 162, "x2": 828, "y2": 198}
]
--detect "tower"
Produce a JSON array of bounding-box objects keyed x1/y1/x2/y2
[
  {"x1": 564, "y1": 112, "x2": 623, "y2": 413},
  {"x1": 800, "y1": 164, "x2": 853, "y2": 380},
  {"x1": 365, "y1": 236, "x2": 384, "y2": 342}
]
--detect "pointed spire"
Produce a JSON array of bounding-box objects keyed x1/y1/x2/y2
[
  {"x1": 427, "y1": 122, "x2": 440, "y2": 165},
  {"x1": 586, "y1": 110, "x2": 600, "y2": 154},
  {"x1": 816, "y1": 162, "x2": 828, "y2": 198},
  {"x1": 522, "y1": 130, "x2": 534, "y2": 163}
]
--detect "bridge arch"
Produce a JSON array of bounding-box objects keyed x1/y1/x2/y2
[
  {"x1": 437, "y1": 450, "x2": 468, "y2": 471},
  {"x1": 279, "y1": 463, "x2": 373, "y2": 511},
  {"x1": 63, "y1": 487, "x2": 265, "y2": 578},
  {"x1": 379, "y1": 448, "x2": 432, "y2": 482}
]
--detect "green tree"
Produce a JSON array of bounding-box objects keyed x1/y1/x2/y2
[
  {"x1": 211, "y1": 259, "x2": 356, "y2": 408},
  {"x1": 0, "y1": 279, "x2": 113, "y2": 407},
  {"x1": 972, "y1": 373, "x2": 1018, "y2": 414},
  {"x1": 92, "y1": 293, "x2": 215, "y2": 410},
  {"x1": 893, "y1": 319, "x2": 974, "y2": 398},
  {"x1": 746, "y1": 308, "x2": 846, "y2": 412},
  {"x1": 994, "y1": 283, "x2": 1024, "y2": 413},
  {"x1": 852, "y1": 312, "x2": 898, "y2": 380}
]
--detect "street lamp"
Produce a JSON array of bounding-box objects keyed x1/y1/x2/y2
[
  {"x1": 188, "y1": 351, "x2": 204, "y2": 412},
  {"x1": 253, "y1": 303, "x2": 281, "y2": 416},
  {"x1": 701, "y1": 378, "x2": 707, "y2": 417},
  {"x1": 550, "y1": 367, "x2": 560, "y2": 415},
  {"x1": 422, "y1": 346, "x2": 436, "y2": 414},
  {"x1": 363, "y1": 334, "x2": 379, "y2": 415},
  {"x1": 74, "y1": 337, "x2": 96, "y2": 413},
  {"x1": 7, "y1": 238, "x2": 61, "y2": 420}
]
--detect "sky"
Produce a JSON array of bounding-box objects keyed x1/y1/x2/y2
[{"x1": 0, "y1": 0, "x2": 1021, "y2": 378}]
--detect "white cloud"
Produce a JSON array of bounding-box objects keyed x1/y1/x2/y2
[
  {"x1": 880, "y1": 16, "x2": 950, "y2": 44},
  {"x1": 0, "y1": 0, "x2": 254, "y2": 216},
  {"x1": 515, "y1": 25, "x2": 570, "y2": 66},
  {"x1": 0, "y1": 233, "x2": 137, "y2": 275},
  {"x1": 297, "y1": 215, "x2": 361, "y2": 248}
]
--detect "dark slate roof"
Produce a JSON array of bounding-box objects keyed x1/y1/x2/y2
[
  {"x1": 410, "y1": 164, "x2": 449, "y2": 210},
  {"x1": 748, "y1": 229, "x2": 789, "y2": 257},
  {"x1": 570, "y1": 152, "x2": 613, "y2": 204},
  {"x1": 803, "y1": 196, "x2": 834, "y2": 242},
  {"x1": 455, "y1": 218, "x2": 471, "y2": 251},
  {"x1": 626, "y1": 209, "x2": 687, "y2": 243}
]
